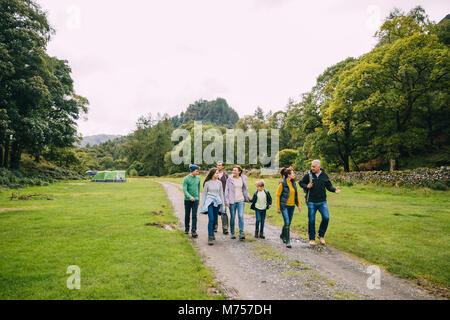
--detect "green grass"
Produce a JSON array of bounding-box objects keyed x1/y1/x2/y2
[
  {"x1": 0, "y1": 178, "x2": 224, "y2": 300},
  {"x1": 156, "y1": 175, "x2": 450, "y2": 293}
]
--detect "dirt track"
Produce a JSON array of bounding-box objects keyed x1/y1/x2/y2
[{"x1": 159, "y1": 181, "x2": 435, "y2": 300}]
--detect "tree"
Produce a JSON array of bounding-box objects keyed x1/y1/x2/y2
[
  {"x1": 0, "y1": 0, "x2": 88, "y2": 168},
  {"x1": 276, "y1": 149, "x2": 298, "y2": 168}
]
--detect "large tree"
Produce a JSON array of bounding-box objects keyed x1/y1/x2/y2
[{"x1": 0, "y1": 0, "x2": 88, "y2": 168}]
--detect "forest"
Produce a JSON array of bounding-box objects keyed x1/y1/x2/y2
[{"x1": 1, "y1": 2, "x2": 449, "y2": 187}]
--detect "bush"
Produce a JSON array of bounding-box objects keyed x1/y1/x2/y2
[
  {"x1": 128, "y1": 168, "x2": 138, "y2": 177},
  {"x1": 0, "y1": 162, "x2": 84, "y2": 189}
]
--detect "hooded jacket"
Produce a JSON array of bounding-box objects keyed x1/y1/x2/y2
[
  {"x1": 224, "y1": 174, "x2": 250, "y2": 205},
  {"x1": 299, "y1": 169, "x2": 336, "y2": 203}
]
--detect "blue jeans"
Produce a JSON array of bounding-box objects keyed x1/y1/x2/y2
[
  {"x1": 255, "y1": 208, "x2": 266, "y2": 233},
  {"x1": 281, "y1": 205, "x2": 295, "y2": 227},
  {"x1": 184, "y1": 200, "x2": 199, "y2": 232},
  {"x1": 207, "y1": 203, "x2": 219, "y2": 237},
  {"x1": 307, "y1": 201, "x2": 330, "y2": 240},
  {"x1": 229, "y1": 201, "x2": 245, "y2": 235}
]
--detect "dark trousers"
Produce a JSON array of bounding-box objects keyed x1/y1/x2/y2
[
  {"x1": 255, "y1": 208, "x2": 266, "y2": 233},
  {"x1": 221, "y1": 207, "x2": 229, "y2": 232},
  {"x1": 184, "y1": 200, "x2": 199, "y2": 232}
]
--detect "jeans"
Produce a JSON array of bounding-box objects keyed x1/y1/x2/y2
[
  {"x1": 184, "y1": 200, "x2": 199, "y2": 232},
  {"x1": 307, "y1": 201, "x2": 330, "y2": 240},
  {"x1": 255, "y1": 208, "x2": 266, "y2": 233},
  {"x1": 207, "y1": 203, "x2": 219, "y2": 237},
  {"x1": 229, "y1": 201, "x2": 245, "y2": 235},
  {"x1": 281, "y1": 205, "x2": 295, "y2": 227}
]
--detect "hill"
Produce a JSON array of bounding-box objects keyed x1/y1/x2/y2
[
  {"x1": 171, "y1": 98, "x2": 240, "y2": 128},
  {"x1": 77, "y1": 134, "x2": 122, "y2": 147}
]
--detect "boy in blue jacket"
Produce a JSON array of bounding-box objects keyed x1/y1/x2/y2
[{"x1": 250, "y1": 180, "x2": 272, "y2": 239}]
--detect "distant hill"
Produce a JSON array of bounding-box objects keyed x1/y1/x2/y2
[
  {"x1": 171, "y1": 97, "x2": 240, "y2": 128},
  {"x1": 76, "y1": 134, "x2": 122, "y2": 147}
]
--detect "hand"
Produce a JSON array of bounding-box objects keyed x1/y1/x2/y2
[
  {"x1": 298, "y1": 206, "x2": 302, "y2": 213},
  {"x1": 190, "y1": 197, "x2": 195, "y2": 201},
  {"x1": 268, "y1": 205, "x2": 272, "y2": 209},
  {"x1": 226, "y1": 203, "x2": 230, "y2": 208},
  {"x1": 277, "y1": 209, "x2": 281, "y2": 214},
  {"x1": 335, "y1": 187, "x2": 341, "y2": 194},
  {"x1": 307, "y1": 183, "x2": 313, "y2": 189}
]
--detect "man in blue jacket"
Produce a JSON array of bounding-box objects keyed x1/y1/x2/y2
[{"x1": 299, "y1": 160, "x2": 340, "y2": 246}]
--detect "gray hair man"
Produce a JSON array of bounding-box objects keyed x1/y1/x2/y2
[{"x1": 299, "y1": 159, "x2": 340, "y2": 246}]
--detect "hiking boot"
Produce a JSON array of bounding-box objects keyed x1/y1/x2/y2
[
  {"x1": 231, "y1": 234, "x2": 236, "y2": 239},
  {"x1": 259, "y1": 232, "x2": 265, "y2": 239},
  {"x1": 208, "y1": 237, "x2": 214, "y2": 245},
  {"x1": 285, "y1": 227, "x2": 292, "y2": 248},
  {"x1": 309, "y1": 240, "x2": 317, "y2": 246},
  {"x1": 319, "y1": 237, "x2": 326, "y2": 245},
  {"x1": 280, "y1": 228, "x2": 286, "y2": 243},
  {"x1": 255, "y1": 229, "x2": 259, "y2": 238},
  {"x1": 191, "y1": 231, "x2": 198, "y2": 238}
]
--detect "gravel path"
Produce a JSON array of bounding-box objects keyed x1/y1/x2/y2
[{"x1": 159, "y1": 181, "x2": 436, "y2": 300}]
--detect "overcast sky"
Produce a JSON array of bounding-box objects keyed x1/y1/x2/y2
[{"x1": 36, "y1": 0, "x2": 449, "y2": 137}]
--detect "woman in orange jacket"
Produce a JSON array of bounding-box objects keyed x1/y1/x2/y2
[{"x1": 276, "y1": 167, "x2": 302, "y2": 248}]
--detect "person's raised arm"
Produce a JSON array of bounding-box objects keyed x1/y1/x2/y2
[
  {"x1": 324, "y1": 178, "x2": 337, "y2": 193},
  {"x1": 299, "y1": 174, "x2": 309, "y2": 190}
]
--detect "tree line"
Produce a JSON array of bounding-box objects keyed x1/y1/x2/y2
[
  {"x1": 75, "y1": 7, "x2": 450, "y2": 176},
  {"x1": 1, "y1": 2, "x2": 448, "y2": 177}
]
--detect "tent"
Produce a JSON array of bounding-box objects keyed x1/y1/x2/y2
[{"x1": 91, "y1": 171, "x2": 126, "y2": 182}]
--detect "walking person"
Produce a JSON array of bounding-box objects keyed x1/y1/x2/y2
[
  {"x1": 182, "y1": 164, "x2": 201, "y2": 238},
  {"x1": 200, "y1": 168, "x2": 226, "y2": 246},
  {"x1": 299, "y1": 160, "x2": 341, "y2": 246},
  {"x1": 250, "y1": 180, "x2": 272, "y2": 239},
  {"x1": 225, "y1": 165, "x2": 251, "y2": 241},
  {"x1": 276, "y1": 167, "x2": 302, "y2": 248},
  {"x1": 217, "y1": 161, "x2": 229, "y2": 234}
]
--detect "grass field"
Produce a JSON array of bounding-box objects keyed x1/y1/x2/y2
[
  {"x1": 0, "y1": 179, "x2": 224, "y2": 300},
  {"x1": 156, "y1": 175, "x2": 450, "y2": 294}
]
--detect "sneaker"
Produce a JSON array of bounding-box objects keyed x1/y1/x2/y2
[
  {"x1": 319, "y1": 237, "x2": 326, "y2": 245},
  {"x1": 309, "y1": 240, "x2": 316, "y2": 246},
  {"x1": 223, "y1": 230, "x2": 229, "y2": 235},
  {"x1": 184, "y1": 230, "x2": 189, "y2": 234},
  {"x1": 259, "y1": 233, "x2": 265, "y2": 239},
  {"x1": 191, "y1": 231, "x2": 198, "y2": 238},
  {"x1": 239, "y1": 234, "x2": 245, "y2": 241},
  {"x1": 208, "y1": 237, "x2": 214, "y2": 245},
  {"x1": 231, "y1": 234, "x2": 236, "y2": 239}
]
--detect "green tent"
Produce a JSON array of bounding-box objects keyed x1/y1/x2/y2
[{"x1": 92, "y1": 171, "x2": 126, "y2": 182}]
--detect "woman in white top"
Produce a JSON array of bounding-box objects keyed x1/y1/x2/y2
[
  {"x1": 200, "y1": 168, "x2": 225, "y2": 245},
  {"x1": 225, "y1": 165, "x2": 251, "y2": 240}
]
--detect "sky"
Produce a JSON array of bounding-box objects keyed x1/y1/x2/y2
[{"x1": 36, "y1": 0, "x2": 450, "y2": 137}]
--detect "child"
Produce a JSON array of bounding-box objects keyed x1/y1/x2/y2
[{"x1": 250, "y1": 180, "x2": 272, "y2": 239}]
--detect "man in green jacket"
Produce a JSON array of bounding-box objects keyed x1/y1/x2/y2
[{"x1": 183, "y1": 164, "x2": 201, "y2": 238}]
